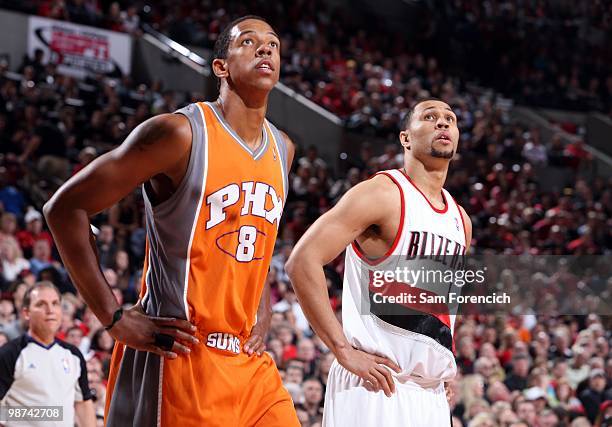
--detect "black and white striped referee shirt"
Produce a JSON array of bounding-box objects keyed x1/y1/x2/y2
[{"x1": 0, "y1": 334, "x2": 92, "y2": 427}]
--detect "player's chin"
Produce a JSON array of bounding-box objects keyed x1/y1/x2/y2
[
  {"x1": 430, "y1": 147, "x2": 455, "y2": 159},
  {"x1": 250, "y1": 72, "x2": 279, "y2": 90}
]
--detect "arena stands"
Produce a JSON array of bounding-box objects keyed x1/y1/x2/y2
[
  {"x1": 0, "y1": 1, "x2": 610, "y2": 426},
  {"x1": 6, "y1": 1, "x2": 612, "y2": 125}
]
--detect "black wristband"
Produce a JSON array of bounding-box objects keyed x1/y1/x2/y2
[{"x1": 105, "y1": 307, "x2": 124, "y2": 331}]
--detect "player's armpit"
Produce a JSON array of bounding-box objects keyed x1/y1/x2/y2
[{"x1": 289, "y1": 174, "x2": 398, "y2": 267}]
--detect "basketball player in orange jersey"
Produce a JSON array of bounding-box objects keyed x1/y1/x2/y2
[
  {"x1": 44, "y1": 15, "x2": 300, "y2": 427},
  {"x1": 287, "y1": 99, "x2": 472, "y2": 426}
]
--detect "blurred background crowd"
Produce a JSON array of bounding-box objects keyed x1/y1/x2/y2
[{"x1": 0, "y1": 1, "x2": 611, "y2": 426}]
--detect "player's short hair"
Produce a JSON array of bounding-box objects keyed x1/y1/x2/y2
[
  {"x1": 213, "y1": 15, "x2": 271, "y2": 60},
  {"x1": 22, "y1": 281, "x2": 61, "y2": 309},
  {"x1": 402, "y1": 96, "x2": 446, "y2": 129}
]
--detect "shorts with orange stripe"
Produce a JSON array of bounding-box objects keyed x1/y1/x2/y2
[{"x1": 104, "y1": 337, "x2": 300, "y2": 427}]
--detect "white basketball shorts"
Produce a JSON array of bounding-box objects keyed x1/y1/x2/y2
[{"x1": 322, "y1": 360, "x2": 451, "y2": 427}]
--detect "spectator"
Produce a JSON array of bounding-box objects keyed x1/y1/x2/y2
[
  {"x1": 108, "y1": 194, "x2": 139, "y2": 247},
  {"x1": 0, "y1": 299, "x2": 20, "y2": 340},
  {"x1": 0, "y1": 281, "x2": 95, "y2": 426},
  {"x1": 457, "y1": 336, "x2": 477, "y2": 375},
  {"x1": 568, "y1": 348, "x2": 592, "y2": 389},
  {"x1": 95, "y1": 225, "x2": 117, "y2": 269},
  {"x1": 285, "y1": 360, "x2": 305, "y2": 385},
  {"x1": 65, "y1": 325, "x2": 87, "y2": 354},
  {"x1": 89, "y1": 328, "x2": 114, "y2": 361},
  {"x1": 120, "y1": 5, "x2": 140, "y2": 34},
  {"x1": 474, "y1": 357, "x2": 497, "y2": 386},
  {"x1": 0, "y1": 169, "x2": 25, "y2": 217},
  {"x1": 317, "y1": 352, "x2": 335, "y2": 388},
  {"x1": 302, "y1": 377, "x2": 324, "y2": 424},
  {"x1": 523, "y1": 386, "x2": 549, "y2": 412},
  {"x1": 537, "y1": 409, "x2": 560, "y2": 427},
  {"x1": 486, "y1": 380, "x2": 512, "y2": 404},
  {"x1": 297, "y1": 338, "x2": 317, "y2": 377},
  {"x1": 28, "y1": 239, "x2": 53, "y2": 277},
  {"x1": 2, "y1": 238, "x2": 27, "y2": 283},
  {"x1": 20, "y1": 106, "x2": 70, "y2": 183},
  {"x1": 515, "y1": 400, "x2": 537, "y2": 426},
  {"x1": 505, "y1": 354, "x2": 531, "y2": 392},
  {"x1": 552, "y1": 378, "x2": 583, "y2": 413},
  {"x1": 272, "y1": 285, "x2": 309, "y2": 334},
  {"x1": 579, "y1": 369, "x2": 612, "y2": 423},
  {"x1": 15, "y1": 207, "x2": 53, "y2": 258},
  {"x1": 65, "y1": 0, "x2": 98, "y2": 26},
  {"x1": 0, "y1": 213, "x2": 18, "y2": 243},
  {"x1": 111, "y1": 250, "x2": 134, "y2": 301}
]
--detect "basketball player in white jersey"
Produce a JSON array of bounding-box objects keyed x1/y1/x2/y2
[{"x1": 286, "y1": 98, "x2": 471, "y2": 426}]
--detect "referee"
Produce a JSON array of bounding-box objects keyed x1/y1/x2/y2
[{"x1": 0, "y1": 281, "x2": 95, "y2": 426}]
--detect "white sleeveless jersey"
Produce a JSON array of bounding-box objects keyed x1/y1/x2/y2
[{"x1": 342, "y1": 168, "x2": 468, "y2": 388}]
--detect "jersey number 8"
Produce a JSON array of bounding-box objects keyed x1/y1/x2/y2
[{"x1": 236, "y1": 225, "x2": 257, "y2": 262}]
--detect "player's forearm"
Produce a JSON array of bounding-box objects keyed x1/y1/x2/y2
[
  {"x1": 286, "y1": 257, "x2": 351, "y2": 357},
  {"x1": 257, "y1": 280, "x2": 272, "y2": 321},
  {"x1": 43, "y1": 202, "x2": 119, "y2": 325}
]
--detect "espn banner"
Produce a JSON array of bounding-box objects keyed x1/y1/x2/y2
[{"x1": 27, "y1": 15, "x2": 132, "y2": 78}]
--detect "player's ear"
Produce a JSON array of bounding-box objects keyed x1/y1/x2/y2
[
  {"x1": 399, "y1": 130, "x2": 410, "y2": 150},
  {"x1": 212, "y1": 58, "x2": 229, "y2": 79}
]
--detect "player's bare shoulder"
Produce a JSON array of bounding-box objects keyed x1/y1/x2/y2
[
  {"x1": 125, "y1": 113, "x2": 191, "y2": 155},
  {"x1": 335, "y1": 172, "x2": 401, "y2": 227},
  {"x1": 351, "y1": 173, "x2": 400, "y2": 207},
  {"x1": 114, "y1": 112, "x2": 192, "y2": 184}
]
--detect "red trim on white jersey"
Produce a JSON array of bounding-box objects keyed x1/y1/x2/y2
[
  {"x1": 351, "y1": 171, "x2": 405, "y2": 266},
  {"x1": 451, "y1": 195, "x2": 468, "y2": 247},
  {"x1": 399, "y1": 169, "x2": 448, "y2": 214}
]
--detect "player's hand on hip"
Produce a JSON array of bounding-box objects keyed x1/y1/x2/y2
[
  {"x1": 337, "y1": 347, "x2": 401, "y2": 397},
  {"x1": 244, "y1": 314, "x2": 270, "y2": 356},
  {"x1": 108, "y1": 304, "x2": 200, "y2": 359},
  {"x1": 445, "y1": 381, "x2": 455, "y2": 405}
]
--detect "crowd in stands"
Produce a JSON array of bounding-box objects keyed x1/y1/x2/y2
[
  {"x1": 0, "y1": 1, "x2": 611, "y2": 427},
  {"x1": 435, "y1": 0, "x2": 612, "y2": 113},
  {"x1": 4, "y1": 0, "x2": 612, "y2": 131}
]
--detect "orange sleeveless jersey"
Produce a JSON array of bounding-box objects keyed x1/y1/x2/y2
[
  {"x1": 105, "y1": 102, "x2": 296, "y2": 426},
  {"x1": 143, "y1": 101, "x2": 286, "y2": 338}
]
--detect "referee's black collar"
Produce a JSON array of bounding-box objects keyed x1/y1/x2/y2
[{"x1": 25, "y1": 334, "x2": 57, "y2": 350}]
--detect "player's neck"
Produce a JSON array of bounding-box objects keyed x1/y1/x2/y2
[
  {"x1": 28, "y1": 328, "x2": 55, "y2": 346},
  {"x1": 217, "y1": 88, "x2": 268, "y2": 151},
  {"x1": 402, "y1": 159, "x2": 448, "y2": 204}
]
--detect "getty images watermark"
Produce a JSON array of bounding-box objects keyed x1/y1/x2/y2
[
  {"x1": 360, "y1": 255, "x2": 612, "y2": 316},
  {"x1": 369, "y1": 265, "x2": 512, "y2": 305}
]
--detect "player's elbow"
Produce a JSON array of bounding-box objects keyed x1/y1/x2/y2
[
  {"x1": 285, "y1": 247, "x2": 310, "y2": 285},
  {"x1": 284, "y1": 253, "x2": 299, "y2": 281},
  {"x1": 43, "y1": 198, "x2": 58, "y2": 224},
  {"x1": 43, "y1": 194, "x2": 70, "y2": 229}
]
